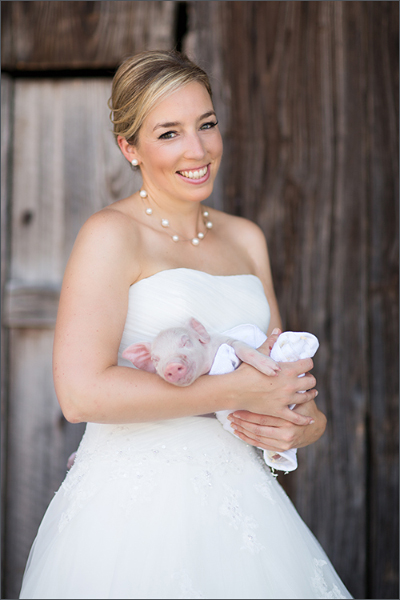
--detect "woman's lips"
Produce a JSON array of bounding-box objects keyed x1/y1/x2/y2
[{"x1": 176, "y1": 164, "x2": 210, "y2": 185}]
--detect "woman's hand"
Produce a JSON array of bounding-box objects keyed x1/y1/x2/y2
[
  {"x1": 225, "y1": 327, "x2": 323, "y2": 444},
  {"x1": 228, "y1": 329, "x2": 318, "y2": 426},
  {"x1": 229, "y1": 358, "x2": 318, "y2": 426},
  {"x1": 227, "y1": 400, "x2": 327, "y2": 453}
]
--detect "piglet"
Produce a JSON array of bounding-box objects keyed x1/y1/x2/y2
[{"x1": 122, "y1": 318, "x2": 279, "y2": 386}]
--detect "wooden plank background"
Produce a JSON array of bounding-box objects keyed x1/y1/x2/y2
[
  {"x1": 187, "y1": 3, "x2": 398, "y2": 598},
  {"x1": 1, "y1": 2, "x2": 398, "y2": 599},
  {"x1": 1, "y1": 73, "x2": 13, "y2": 599},
  {"x1": 1, "y1": 1, "x2": 175, "y2": 71}
]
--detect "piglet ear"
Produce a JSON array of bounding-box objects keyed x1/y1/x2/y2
[
  {"x1": 122, "y1": 342, "x2": 156, "y2": 373},
  {"x1": 189, "y1": 318, "x2": 211, "y2": 344}
]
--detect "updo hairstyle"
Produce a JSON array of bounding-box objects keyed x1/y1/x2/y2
[{"x1": 109, "y1": 50, "x2": 213, "y2": 147}]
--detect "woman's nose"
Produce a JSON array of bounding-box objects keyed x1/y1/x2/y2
[{"x1": 183, "y1": 133, "x2": 206, "y2": 160}]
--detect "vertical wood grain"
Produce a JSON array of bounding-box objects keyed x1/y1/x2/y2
[
  {"x1": 189, "y1": 3, "x2": 367, "y2": 595},
  {"x1": 4, "y1": 78, "x2": 139, "y2": 598},
  {"x1": 366, "y1": 2, "x2": 399, "y2": 598},
  {"x1": 5, "y1": 330, "x2": 86, "y2": 600},
  {"x1": 187, "y1": 2, "x2": 398, "y2": 597},
  {"x1": 1, "y1": 73, "x2": 14, "y2": 600}
]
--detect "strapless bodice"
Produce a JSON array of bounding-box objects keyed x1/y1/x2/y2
[{"x1": 118, "y1": 268, "x2": 271, "y2": 366}]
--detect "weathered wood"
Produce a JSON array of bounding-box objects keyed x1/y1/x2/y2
[
  {"x1": 366, "y1": 2, "x2": 399, "y2": 598},
  {"x1": 3, "y1": 281, "x2": 61, "y2": 328},
  {"x1": 1, "y1": 73, "x2": 13, "y2": 600},
  {"x1": 5, "y1": 329, "x2": 86, "y2": 600},
  {"x1": 10, "y1": 78, "x2": 139, "y2": 284},
  {"x1": 1, "y1": 1, "x2": 176, "y2": 71},
  {"x1": 4, "y1": 78, "x2": 139, "y2": 598},
  {"x1": 187, "y1": 2, "x2": 398, "y2": 598}
]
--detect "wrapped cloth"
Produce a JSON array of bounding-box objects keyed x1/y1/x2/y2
[{"x1": 210, "y1": 325, "x2": 319, "y2": 472}]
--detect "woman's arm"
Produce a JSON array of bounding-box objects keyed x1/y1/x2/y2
[{"x1": 54, "y1": 210, "x2": 316, "y2": 425}]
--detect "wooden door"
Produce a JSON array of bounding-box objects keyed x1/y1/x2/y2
[{"x1": 1, "y1": 2, "x2": 398, "y2": 598}]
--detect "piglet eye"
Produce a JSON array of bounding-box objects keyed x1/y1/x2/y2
[
  {"x1": 151, "y1": 356, "x2": 160, "y2": 364},
  {"x1": 180, "y1": 336, "x2": 193, "y2": 348}
]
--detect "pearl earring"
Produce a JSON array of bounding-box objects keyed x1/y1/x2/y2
[{"x1": 131, "y1": 159, "x2": 139, "y2": 167}]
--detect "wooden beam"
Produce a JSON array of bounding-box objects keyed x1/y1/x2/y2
[
  {"x1": 1, "y1": 1, "x2": 176, "y2": 71},
  {"x1": 3, "y1": 281, "x2": 61, "y2": 328}
]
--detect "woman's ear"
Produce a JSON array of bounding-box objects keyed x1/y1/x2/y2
[{"x1": 117, "y1": 136, "x2": 140, "y2": 166}]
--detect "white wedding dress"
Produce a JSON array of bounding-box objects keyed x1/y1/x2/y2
[{"x1": 20, "y1": 268, "x2": 352, "y2": 600}]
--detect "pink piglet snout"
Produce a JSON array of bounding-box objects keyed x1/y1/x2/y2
[{"x1": 163, "y1": 362, "x2": 188, "y2": 383}]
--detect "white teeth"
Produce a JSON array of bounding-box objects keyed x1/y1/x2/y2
[{"x1": 179, "y1": 166, "x2": 208, "y2": 179}]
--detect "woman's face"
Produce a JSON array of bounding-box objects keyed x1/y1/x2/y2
[{"x1": 132, "y1": 82, "x2": 223, "y2": 205}]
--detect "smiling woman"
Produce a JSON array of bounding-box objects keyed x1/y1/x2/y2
[
  {"x1": 19, "y1": 50, "x2": 351, "y2": 600},
  {"x1": 117, "y1": 81, "x2": 222, "y2": 212}
]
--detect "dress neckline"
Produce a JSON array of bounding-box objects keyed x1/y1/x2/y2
[{"x1": 130, "y1": 267, "x2": 263, "y2": 289}]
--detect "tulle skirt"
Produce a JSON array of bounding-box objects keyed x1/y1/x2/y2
[{"x1": 20, "y1": 416, "x2": 352, "y2": 599}]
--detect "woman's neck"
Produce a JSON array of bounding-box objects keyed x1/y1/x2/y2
[{"x1": 137, "y1": 183, "x2": 208, "y2": 240}]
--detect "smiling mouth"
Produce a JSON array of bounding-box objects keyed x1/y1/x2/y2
[{"x1": 177, "y1": 165, "x2": 209, "y2": 180}]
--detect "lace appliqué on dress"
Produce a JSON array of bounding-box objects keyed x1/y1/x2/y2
[
  {"x1": 58, "y1": 424, "x2": 268, "y2": 531},
  {"x1": 219, "y1": 484, "x2": 264, "y2": 554},
  {"x1": 254, "y1": 479, "x2": 277, "y2": 504},
  {"x1": 172, "y1": 570, "x2": 204, "y2": 599},
  {"x1": 311, "y1": 559, "x2": 347, "y2": 599}
]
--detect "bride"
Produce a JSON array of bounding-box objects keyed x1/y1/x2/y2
[{"x1": 20, "y1": 50, "x2": 351, "y2": 599}]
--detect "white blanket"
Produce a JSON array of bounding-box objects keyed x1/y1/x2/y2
[{"x1": 209, "y1": 324, "x2": 319, "y2": 472}]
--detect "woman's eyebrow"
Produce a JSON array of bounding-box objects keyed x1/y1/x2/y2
[{"x1": 153, "y1": 111, "x2": 216, "y2": 132}]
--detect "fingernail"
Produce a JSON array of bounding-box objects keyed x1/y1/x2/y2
[
  {"x1": 232, "y1": 412, "x2": 240, "y2": 418},
  {"x1": 272, "y1": 328, "x2": 280, "y2": 335},
  {"x1": 227, "y1": 415, "x2": 233, "y2": 421},
  {"x1": 309, "y1": 419, "x2": 315, "y2": 424},
  {"x1": 315, "y1": 390, "x2": 319, "y2": 397}
]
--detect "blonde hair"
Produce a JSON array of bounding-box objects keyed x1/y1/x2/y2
[{"x1": 109, "y1": 50, "x2": 213, "y2": 147}]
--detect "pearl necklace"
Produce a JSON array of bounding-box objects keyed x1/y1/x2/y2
[{"x1": 139, "y1": 189, "x2": 213, "y2": 246}]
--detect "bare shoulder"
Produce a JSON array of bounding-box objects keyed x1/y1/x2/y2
[
  {"x1": 66, "y1": 204, "x2": 142, "y2": 286},
  {"x1": 208, "y1": 207, "x2": 268, "y2": 265},
  {"x1": 77, "y1": 204, "x2": 138, "y2": 244},
  {"x1": 209, "y1": 206, "x2": 265, "y2": 238}
]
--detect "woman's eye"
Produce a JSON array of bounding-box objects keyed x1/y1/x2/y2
[
  {"x1": 159, "y1": 131, "x2": 176, "y2": 140},
  {"x1": 200, "y1": 120, "x2": 218, "y2": 130}
]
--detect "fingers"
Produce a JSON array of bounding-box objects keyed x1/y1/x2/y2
[
  {"x1": 291, "y1": 357, "x2": 314, "y2": 376},
  {"x1": 278, "y1": 363, "x2": 316, "y2": 394},
  {"x1": 231, "y1": 423, "x2": 297, "y2": 453},
  {"x1": 282, "y1": 406, "x2": 313, "y2": 426},
  {"x1": 294, "y1": 373, "x2": 317, "y2": 393},
  {"x1": 233, "y1": 429, "x2": 286, "y2": 452},
  {"x1": 230, "y1": 420, "x2": 281, "y2": 441},
  {"x1": 257, "y1": 328, "x2": 281, "y2": 356},
  {"x1": 228, "y1": 411, "x2": 287, "y2": 428},
  {"x1": 291, "y1": 388, "x2": 318, "y2": 406}
]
